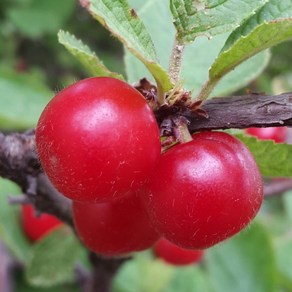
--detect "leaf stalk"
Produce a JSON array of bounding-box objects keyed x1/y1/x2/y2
[{"x1": 168, "y1": 37, "x2": 185, "y2": 84}]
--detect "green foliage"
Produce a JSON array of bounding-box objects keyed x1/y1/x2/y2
[
  {"x1": 0, "y1": 178, "x2": 31, "y2": 264},
  {"x1": 113, "y1": 256, "x2": 175, "y2": 292},
  {"x1": 236, "y1": 134, "x2": 292, "y2": 177},
  {"x1": 182, "y1": 39, "x2": 270, "y2": 97},
  {"x1": 16, "y1": 269, "x2": 80, "y2": 292},
  {"x1": 87, "y1": 0, "x2": 173, "y2": 93},
  {"x1": 7, "y1": 0, "x2": 76, "y2": 38},
  {"x1": 0, "y1": 69, "x2": 52, "y2": 130},
  {"x1": 282, "y1": 191, "x2": 292, "y2": 225},
  {"x1": 170, "y1": 0, "x2": 267, "y2": 43},
  {"x1": 197, "y1": 0, "x2": 292, "y2": 99},
  {"x1": 206, "y1": 222, "x2": 277, "y2": 292},
  {"x1": 164, "y1": 266, "x2": 212, "y2": 292},
  {"x1": 26, "y1": 226, "x2": 87, "y2": 287},
  {"x1": 125, "y1": 1, "x2": 269, "y2": 97},
  {"x1": 276, "y1": 235, "x2": 292, "y2": 288},
  {"x1": 58, "y1": 30, "x2": 125, "y2": 80},
  {"x1": 113, "y1": 222, "x2": 277, "y2": 292}
]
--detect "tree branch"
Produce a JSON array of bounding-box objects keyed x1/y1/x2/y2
[
  {"x1": 0, "y1": 241, "x2": 17, "y2": 292},
  {"x1": 0, "y1": 130, "x2": 73, "y2": 226},
  {"x1": 264, "y1": 179, "x2": 292, "y2": 197},
  {"x1": 184, "y1": 92, "x2": 292, "y2": 132}
]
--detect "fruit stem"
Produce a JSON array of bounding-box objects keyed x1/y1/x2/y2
[
  {"x1": 168, "y1": 37, "x2": 185, "y2": 84},
  {"x1": 155, "y1": 79, "x2": 166, "y2": 105},
  {"x1": 195, "y1": 78, "x2": 219, "y2": 101},
  {"x1": 173, "y1": 116, "x2": 192, "y2": 144}
]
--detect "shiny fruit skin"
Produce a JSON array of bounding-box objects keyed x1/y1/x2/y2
[
  {"x1": 143, "y1": 131, "x2": 263, "y2": 249},
  {"x1": 245, "y1": 127, "x2": 287, "y2": 143},
  {"x1": 21, "y1": 204, "x2": 62, "y2": 242},
  {"x1": 73, "y1": 191, "x2": 159, "y2": 256},
  {"x1": 154, "y1": 238, "x2": 204, "y2": 266},
  {"x1": 36, "y1": 77, "x2": 161, "y2": 202}
]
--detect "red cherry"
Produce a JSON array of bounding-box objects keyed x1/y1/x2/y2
[
  {"x1": 73, "y1": 191, "x2": 159, "y2": 256},
  {"x1": 245, "y1": 127, "x2": 287, "y2": 143},
  {"x1": 36, "y1": 77, "x2": 161, "y2": 203},
  {"x1": 142, "y1": 131, "x2": 263, "y2": 249},
  {"x1": 154, "y1": 238, "x2": 204, "y2": 266},
  {"x1": 21, "y1": 204, "x2": 62, "y2": 242}
]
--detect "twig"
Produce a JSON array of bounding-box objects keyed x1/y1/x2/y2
[
  {"x1": 87, "y1": 252, "x2": 129, "y2": 292},
  {"x1": 0, "y1": 241, "x2": 18, "y2": 292},
  {"x1": 264, "y1": 179, "x2": 292, "y2": 197},
  {"x1": 184, "y1": 92, "x2": 292, "y2": 132}
]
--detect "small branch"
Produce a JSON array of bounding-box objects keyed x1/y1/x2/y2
[
  {"x1": 0, "y1": 130, "x2": 40, "y2": 190},
  {"x1": 35, "y1": 174, "x2": 73, "y2": 226},
  {"x1": 172, "y1": 116, "x2": 192, "y2": 143},
  {"x1": 86, "y1": 252, "x2": 129, "y2": 292},
  {"x1": 195, "y1": 78, "x2": 219, "y2": 101},
  {"x1": 75, "y1": 251, "x2": 130, "y2": 292},
  {"x1": 168, "y1": 37, "x2": 185, "y2": 84},
  {"x1": 8, "y1": 195, "x2": 30, "y2": 205},
  {"x1": 155, "y1": 79, "x2": 166, "y2": 106},
  {"x1": 264, "y1": 179, "x2": 292, "y2": 197},
  {"x1": 182, "y1": 92, "x2": 292, "y2": 132},
  {"x1": 0, "y1": 241, "x2": 17, "y2": 292},
  {"x1": 0, "y1": 130, "x2": 73, "y2": 226}
]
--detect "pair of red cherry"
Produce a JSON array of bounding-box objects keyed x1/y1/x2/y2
[
  {"x1": 34, "y1": 77, "x2": 264, "y2": 259},
  {"x1": 21, "y1": 203, "x2": 203, "y2": 265}
]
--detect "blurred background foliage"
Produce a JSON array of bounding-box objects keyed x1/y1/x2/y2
[
  {"x1": 0, "y1": 0, "x2": 124, "y2": 130},
  {"x1": 1, "y1": 1, "x2": 292, "y2": 292},
  {"x1": 0, "y1": 0, "x2": 124, "y2": 88}
]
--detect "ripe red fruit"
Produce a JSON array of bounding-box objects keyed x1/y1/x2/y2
[
  {"x1": 154, "y1": 238, "x2": 204, "y2": 266},
  {"x1": 36, "y1": 77, "x2": 161, "y2": 202},
  {"x1": 73, "y1": 191, "x2": 159, "y2": 256},
  {"x1": 245, "y1": 127, "x2": 287, "y2": 143},
  {"x1": 142, "y1": 131, "x2": 263, "y2": 250},
  {"x1": 21, "y1": 204, "x2": 62, "y2": 242}
]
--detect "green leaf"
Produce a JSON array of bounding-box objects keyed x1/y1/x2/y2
[
  {"x1": 206, "y1": 222, "x2": 276, "y2": 292},
  {"x1": 0, "y1": 69, "x2": 52, "y2": 130},
  {"x1": 7, "y1": 0, "x2": 75, "y2": 38},
  {"x1": 113, "y1": 257, "x2": 174, "y2": 292},
  {"x1": 198, "y1": 0, "x2": 292, "y2": 99},
  {"x1": 275, "y1": 235, "x2": 292, "y2": 286},
  {"x1": 210, "y1": 21, "x2": 292, "y2": 89},
  {"x1": 282, "y1": 191, "x2": 292, "y2": 225},
  {"x1": 15, "y1": 269, "x2": 80, "y2": 292},
  {"x1": 183, "y1": 42, "x2": 270, "y2": 97},
  {"x1": 58, "y1": 30, "x2": 125, "y2": 80},
  {"x1": 170, "y1": 0, "x2": 267, "y2": 43},
  {"x1": 236, "y1": 134, "x2": 292, "y2": 177},
  {"x1": 26, "y1": 226, "x2": 85, "y2": 287},
  {"x1": 125, "y1": 0, "x2": 175, "y2": 84},
  {"x1": 125, "y1": 1, "x2": 268, "y2": 97},
  {"x1": 0, "y1": 178, "x2": 31, "y2": 264},
  {"x1": 164, "y1": 266, "x2": 213, "y2": 292},
  {"x1": 87, "y1": 0, "x2": 172, "y2": 93},
  {"x1": 223, "y1": 0, "x2": 292, "y2": 51}
]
